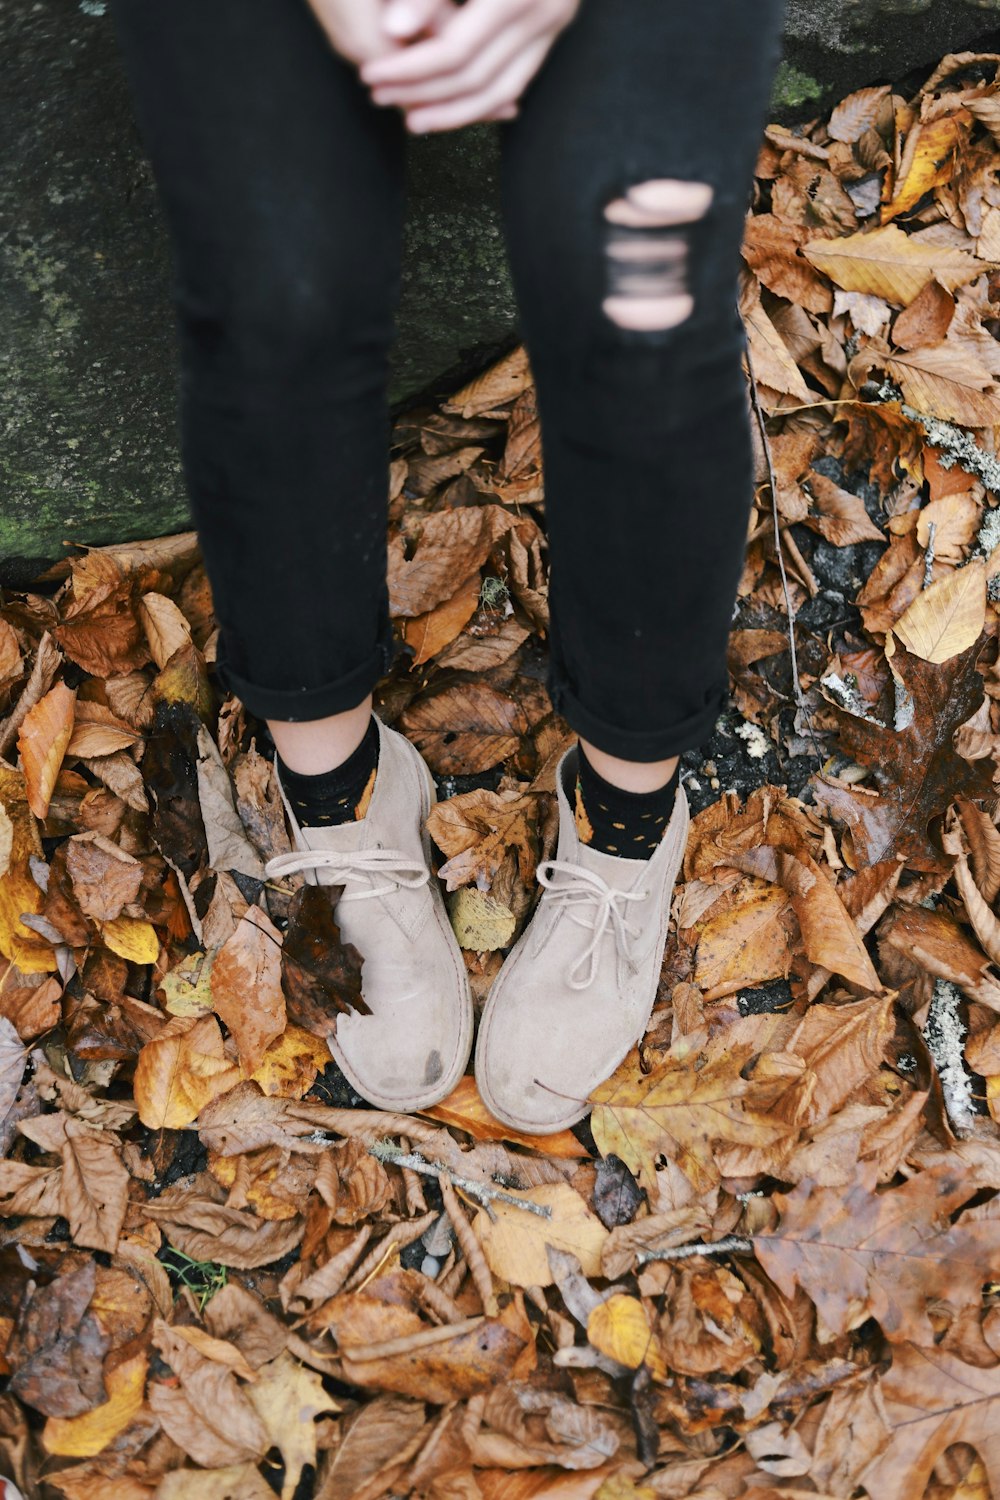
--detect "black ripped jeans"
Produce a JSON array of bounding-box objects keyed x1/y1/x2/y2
[{"x1": 109, "y1": 0, "x2": 786, "y2": 762}]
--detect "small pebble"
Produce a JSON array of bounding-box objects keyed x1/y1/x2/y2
[{"x1": 421, "y1": 1254, "x2": 440, "y2": 1279}]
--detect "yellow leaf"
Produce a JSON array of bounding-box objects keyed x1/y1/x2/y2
[
  {"x1": 99, "y1": 915, "x2": 161, "y2": 965},
  {"x1": 587, "y1": 1294, "x2": 667, "y2": 1380},
  {"x1": 0, "y1": 764, "x2": 58, "y2": 973},
  {"x1": 591, "y1": 1038, "x2": 787, "y2": 1191},
  {"x1": 803, "y1": 223, "x2": 985, "y2": 304},
  {"x1": 160, "y1": 950, "x2": 215, "y2": 1018},
  {"x1": 448, "y1": 887, "x2": 516, "y2": 952},
  {"x1": 42, "y1": 1350, "x2": 147, "y2": 1457},
  {"x1": 244, "y1": 1354, "x2": 338, "y2": 1500},
  {"x1": 883, "y1": 115, "x2": 963, "y2": 221},
  {"x1": 17, "y1": 680, "x2": 76, "y2": 820},
  {"x1": 893, "y1": 558, "x2": 986, "y2": 663},
  {"x1": 249, "y1": 1024, "x2": 331, "y2": 1099},
  {"x1": 133, "y1": 1015, "x2": 240, "y2": 1129},
  {"x1": 473, "y1": 1182, "x2": 608, "y2": 1287}
]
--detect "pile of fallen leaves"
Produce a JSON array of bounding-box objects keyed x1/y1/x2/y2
[{"x1": 4, "y1": 45, "x2": 1000, "y2": 1500}]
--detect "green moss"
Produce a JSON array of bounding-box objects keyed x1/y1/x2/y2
[{"x1": 769, "y1": 61, "x2": 824, "y2": 110}]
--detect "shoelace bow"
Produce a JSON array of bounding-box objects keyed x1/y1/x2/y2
[
  {"x1": 536, "y1": 859, "x2": 649, "y2": 990},
  {"x1": 264, "y1": 846, "x2": 429, "y2": 901}
]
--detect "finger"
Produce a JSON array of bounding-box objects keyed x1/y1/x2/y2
[
  {"x1": 381, "y1": 0, "x2": 453, "y2": 40},
  {"x1": 403, "y1": 39, "x2": 545, "y2": 132},
  {"x1": 370, "y1": 25, "x2": 523, "y2": 107},
  {"x1": 361, "y1": 0, "x2": 522, "y2": 85}
]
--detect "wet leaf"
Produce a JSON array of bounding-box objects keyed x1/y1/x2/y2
[{"x1": 279, "y1": 885, "x2": 368, "y2": 1040}]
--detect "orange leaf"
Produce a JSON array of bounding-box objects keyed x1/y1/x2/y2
[{"x1": 17, "y1": 681, "x2": 77, "y2": 820}]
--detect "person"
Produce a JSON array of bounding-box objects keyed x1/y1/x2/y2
[{"x1": 109, "y1": 0, "x2": 787, "y2": 1133}]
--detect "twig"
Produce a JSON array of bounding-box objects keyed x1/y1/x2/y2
[
  {"x1": 744, "y1": 342, "x2": 804, "y2": 705},
  {"x1": 341, "y1": 1315, "x2": 485, "y2": 1364},
  {"x1": 743, "y1": 335, "x2": 828, "y2": 767},
  {"x1": 368, "y1": 1141, "x2": 552, "y2": 1218},
  {"x1": 637, "y1": 1234, "x2": 752, "y2": 1265},
  {"x1": 439, "y1": 1173, "x2": 498, "y2": 1317}
]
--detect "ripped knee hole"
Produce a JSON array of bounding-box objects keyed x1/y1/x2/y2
[{"x1": 601, "y1": 178, "x2": 714, "y2": 332}]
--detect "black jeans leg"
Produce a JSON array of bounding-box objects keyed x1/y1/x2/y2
[
  {"x1": 110, "y1": 0, "x2": 786, "y2": 751},
  {"x1": 109, "y1": 0, "x2": 405, "y2": 722},
  {"x1": 500, "y1": 0, "x2": 788, "y2": 761}
]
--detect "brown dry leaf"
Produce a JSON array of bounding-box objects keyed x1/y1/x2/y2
[
  {"x1": 17, "y1": 680, "x2": 76, "y2": 820},
  {"x1": 400, "y1": 681, "x2": 528, "y2": 776},
  {"x1": 692, "y1": 881, "x2": 798, "y2": 999},
  {"x1": 195, "y1": 724, "x2": 266, "y2": 880},
  {"x1": 144, "y1": 1174, "x2": 304, "y2": 1269},
  {"x1": 449, "y1": 886, "x2": 516, "y2": 951},
  {"x1": 210, "y1": 905, "x2": 286, "y2": 1073},
  {"x1": 133, "y1": 1014, "x2": 241, "y2": 1129},
  {"x1": 150, "y1": 1318, "x2": 267, "y2": 1469},
  {"x1": 317, "y1": 1394, "x2": 426, "y2": 1500},
  {"x1": 590, "y1": 1035, "x2": 788, "y2": 1191},
  {"x1": 0, "y1": 974, "x2": 62, "y2": 1039},
  {"x1": 727, "y1": 845, "x2": 880, "y2": 989},
  {"x1": 427, "y1": 788, "x2": 538, "y2": 892},
  {"x1": 813, "y1": 635, "x2": 995, "y2": 869},
  {"x1": 422, "y1": 1076, "x2": 586, "y2": 1160},
  {"x1": 893, "y1": 559, "x2": 986, "y2": 663},
  {"x1": 156, "y1": 1466, "x2": 275, "y2": 1500},
  {"x1": 55, "y1": 554, "x2": 150, "y2": 678},
  {"x1": 892, "y1": 277, "x2": 956, "y2": 348},
  {"x1": 42, "y1": 1349, "x2": 147, "y2": 1458},
  {"x1": 64, "y1": 832, "x2": 144, "y2": 922},
  {"x1": 138, "y1": 592, "x2": 193, "y2": 670},
  {"x1": 828, "y1": 83, "x2": 892, "y2": 143},
  {"x1": 755, "y1": 1161, "x2": 1000, "y2": 1344},
  {"x1": 388, "y1": 506, "x2": 518, "y2": 619},
  {"x1": 57, "y1": 1115, "x2": 131, "y2": 1254},
  {"x1": 8, "y1": 1258, "x2": 108, "y2": 1418},
  {"x1": 442, "y1": 344, "x2": 532, "y2": 418},
  {"x1": 802, "y1": 471, "x2": 885, "y2": 547},
  {"x1": 402, "y1": 572, "x2": 482, "y2": 666},
  {"x1": 857, "y1": 1342, "x2": 1000, "y2": 1500},
  {"x1": 879, "y1": 901, "x2": 1000, "y2": 1010},
  {"x1": 473, "y1": 1183, "x2": 608, "y2": 1287}
]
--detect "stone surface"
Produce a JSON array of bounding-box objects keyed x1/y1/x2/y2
[{"x1": 4, "y1": 0, "x2": 1000, "y2": 571}]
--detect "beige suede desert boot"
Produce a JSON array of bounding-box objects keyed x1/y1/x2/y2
[
  {"x1": 475, "y1": 748, "x2": 689, "y2": 1134},
  {"x1": 264, "y1": 716, "x2": 473, "y2": 1111}
]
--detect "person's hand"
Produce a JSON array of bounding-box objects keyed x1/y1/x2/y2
[
  {"x1": 304, "y1": 0, "x2": 455, "y2": 68},
  {"x1": 361, "y1": 0, "x2": 581, "y2": 133}
]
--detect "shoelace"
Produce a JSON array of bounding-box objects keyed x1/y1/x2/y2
[
  {"x1": 263, "y1": 846, "x2": 429, "y2": 902},
  {"x1": 536, "y1": 859, "x2": 649, "y2": 990}
]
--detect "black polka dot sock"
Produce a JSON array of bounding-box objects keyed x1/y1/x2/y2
[
  {"x1": 571, "y1": 743, "x2": 680, "y2": 860},
  {"x1": 276, "y1": 715, "x2": 380, "y2": 829}
]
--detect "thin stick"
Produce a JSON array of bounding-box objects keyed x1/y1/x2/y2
[
  {"x1": 637, "y1": 1234, "x2": 752, "y2": 1265},
  {"x1": 744, "y1": 335, "x2": 828, "y2": 767},
  {"x1": 369, "y1": 1141, "x2": 552, "y2": 1218},
  {"x1": 744, "y1": 339, "x2": 804, "y2": 705}
]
